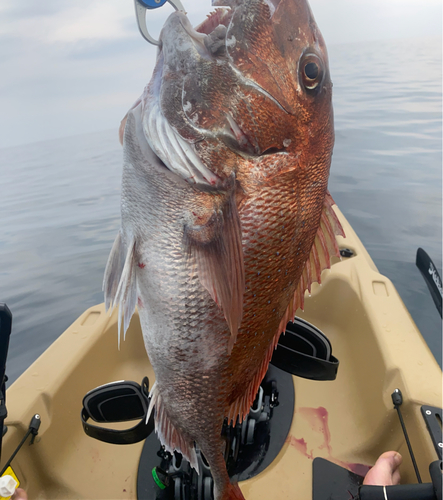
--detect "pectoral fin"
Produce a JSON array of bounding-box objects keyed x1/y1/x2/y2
[{"x1": 184, "y1": 190, "x2": 245, "y2": 353}]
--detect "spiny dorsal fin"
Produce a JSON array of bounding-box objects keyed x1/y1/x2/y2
[
  {"x1": 277, "y1": 191, "x2": 345, "y2": 334},
  {"x1": 225, "y1": 192, "x2": 345, "y2": 426}
]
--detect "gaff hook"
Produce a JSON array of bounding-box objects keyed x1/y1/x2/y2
[{"x1": 134, "y1": 0, "x2": 186, "y2": 46}]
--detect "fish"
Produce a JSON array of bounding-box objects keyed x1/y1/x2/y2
[{"x1": 104, "y1": 0, "x2": 344, "y2": 498}]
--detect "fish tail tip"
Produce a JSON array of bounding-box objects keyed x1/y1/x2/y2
[{"x1": 220, "y1": 482, "x2": 245, "y2": 500}]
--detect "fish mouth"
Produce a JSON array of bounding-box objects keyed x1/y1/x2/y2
[
  {"x1": 194, "y1": 7, "x2": 233, "y2": 35},
  {"x1": 163, "y1": 8, "x2": 234, "y2": 60}
]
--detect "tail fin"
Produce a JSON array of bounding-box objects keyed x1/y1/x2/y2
[{"x1": 218, "y1": 482, "x2": 245, "y2": 500}]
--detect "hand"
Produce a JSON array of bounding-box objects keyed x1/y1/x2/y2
[
  {"x1": 363, "y1": 451, "x2": 402, "y2": 486},
  {"x1": 11, "y1": 488, "x2": 28, "y2": 500}
]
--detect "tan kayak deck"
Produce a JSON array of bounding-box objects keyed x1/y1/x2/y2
[{"x1": 2, "y1": 207, "x2": 442, "y2": 499}]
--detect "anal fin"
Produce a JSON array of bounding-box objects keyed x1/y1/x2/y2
[
  {"x1": 147, "y1": 382, "x2": 199, "y2": 473},
  {"x1": 103, "y1": 231, "x2": 124, "y2": 311}
]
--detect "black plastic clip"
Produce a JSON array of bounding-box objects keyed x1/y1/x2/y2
[
  {"x1": 392, "y1": 388, "x2": 421, "y2": 483},
  {"x1": 0, "y1": 414, "x2": 41, "y2": 476},
  {"x1": 340, "y1": 248, "x2": 354, "y2": 258}
]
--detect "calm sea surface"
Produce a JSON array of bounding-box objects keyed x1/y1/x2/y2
[{"x1": 0, "y1": 36, "x2": 441, "y2": 385}]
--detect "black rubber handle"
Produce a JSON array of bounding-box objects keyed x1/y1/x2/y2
[
  {"x1": 416, "y1": 248, "x2": 442, "y2": 317},
  {"x1": 429, "y1": 460, "x2": 442, "y2": 500},
  {"x1": 0, "y1": 304, "x2": 12, "y2": 463},
  {"x1": 359, "y1": 483, "x2": 435, "y2": 500},
  {"x1": 81, "y1": 407, "x2": 155, "y2": 444},
  {"x1": 0, "y1": 304, "x2": 12, "y2": 385}
]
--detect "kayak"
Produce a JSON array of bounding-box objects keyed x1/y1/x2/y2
[{"x1": 1, "y1": 206, "x2": 441, "y2": 499}]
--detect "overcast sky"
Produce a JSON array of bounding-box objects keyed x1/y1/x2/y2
[{"x1": 0, "y1": 0, "x2": 441, "y2": 149}]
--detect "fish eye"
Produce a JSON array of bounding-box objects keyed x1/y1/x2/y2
[
  {"x1": 304, "y1": 62, "x2": 318, "y2": 80},
  {"x1": 300, "y1": 53, "x2": 324, "y2": 92}
]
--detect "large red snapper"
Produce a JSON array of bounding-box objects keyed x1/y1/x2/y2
[{"x1": 104, "y1": 0, "x2": 344, "y2": 498}]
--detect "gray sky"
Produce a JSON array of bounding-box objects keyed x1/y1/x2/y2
[{"x1": 0, "y1": 0, "x2": 441, "y2": 149}]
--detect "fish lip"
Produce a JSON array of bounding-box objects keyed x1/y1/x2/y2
[
  {"x1": 160, "y1": 11, "x2": 213, "y2": 60},
  {"x1": 176, "y1": 12, "x2": 207, "y2": 45},
  {"x1": 179, "y1": 17, "x2": 212, "y2": 60}
]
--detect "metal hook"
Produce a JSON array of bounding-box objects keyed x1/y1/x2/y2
[{"x1": 134, "y1": 0, "x2": 186, "y2": 46}]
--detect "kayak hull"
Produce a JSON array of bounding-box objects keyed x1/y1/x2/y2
[{"x1": 2, "y1": 207, "x2": 441, "y2": 499}]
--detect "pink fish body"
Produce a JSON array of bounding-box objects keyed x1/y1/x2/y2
[{"x1": 104, "y1": 1, "x2": 344, "y2": 498}]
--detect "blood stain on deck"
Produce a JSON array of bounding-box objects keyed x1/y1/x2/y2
[{"x1": 286, "y1": 406, "x2": 372, "y2": 476}]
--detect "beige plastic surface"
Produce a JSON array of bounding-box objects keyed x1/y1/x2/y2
[{"x1": 2, "y1": 207, "x2": 442, "y2": 499}]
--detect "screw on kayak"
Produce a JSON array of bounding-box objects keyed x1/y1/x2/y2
[
  {"x1": 134, "y1": 0, "x2": 185, "y2": 46},
  {"x1": 339, "y1": 248, "x2": 354, "y2": 258}
]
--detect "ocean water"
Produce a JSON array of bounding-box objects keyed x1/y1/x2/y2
[{"x1": 0, "y1": 36, "x2": 441, "y2": 385}]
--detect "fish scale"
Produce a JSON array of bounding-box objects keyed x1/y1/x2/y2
[
  {"x1": 104, "y1": 1, "x2": 343, "y2": 499},
  {"x1": 226, "y1": 173, "x2": 325, "y2": 356}
]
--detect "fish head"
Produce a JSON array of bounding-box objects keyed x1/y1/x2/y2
[{"x1": 140, "y1": 0, "x2": 334, "y2": 187}]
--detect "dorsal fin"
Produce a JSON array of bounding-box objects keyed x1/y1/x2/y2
[{"x1": 277, "y1": 191, "x2": 345, "y2": 336}]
